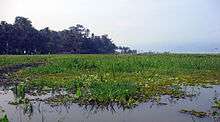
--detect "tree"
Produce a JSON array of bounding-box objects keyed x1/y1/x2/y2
[
  {"x1": 13, "y1": 16, "x2": 34, "y2": 54},
  {"x1": 117, "y1": 46, "x2": 137, "y2": 54},
  {"x1": 0, "y1": 16, "x2": 123, "y2": 55},
  {"x1": 0, "y1": 21, "x2": 16, "y2": 54}
]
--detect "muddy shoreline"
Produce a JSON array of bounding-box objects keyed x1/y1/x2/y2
[{"x1": 0, "y1": 62, "x2": 44, "y2": 85}]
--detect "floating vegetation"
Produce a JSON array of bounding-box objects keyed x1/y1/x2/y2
[
  {"x1": 179, "y1": 109, "x2": 208, "y2": 118},
  {"x1": 8, "y1": 97, "x2": 29, "y2": 105},
  {"x1": 1, "y1": 54, "x2": 220, "y2": 106},
  {"x1": 211, "y1": 99, "x2": 220, "y2": 119},
  {"x1": 180, "y1": 98, "x2": 220, "y2": 119},
  {"x1": 212, "y1": 100, "x2": 220, "y2": 109},
  {"x1": 0, "y1": 54, "x2": 220, "y2": 121},
  {"x1": 201, "y1": 84, "x2": 213, "y2": 88}
]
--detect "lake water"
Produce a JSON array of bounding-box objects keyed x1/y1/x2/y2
[{"x1": 0, "y1": 85, "x2": 220, "y2": 122}]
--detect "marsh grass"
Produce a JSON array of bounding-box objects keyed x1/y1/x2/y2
[
  {"x1": 1, "y1": 54, "x2": 220, "y2": 107},
  {"x1": 0, "y1": 115, "x2": 9, "y2": 122}
]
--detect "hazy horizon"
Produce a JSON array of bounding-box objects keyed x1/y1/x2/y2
[{"x1": 1, "y1": 0, "x2": 220, "y2": 52}]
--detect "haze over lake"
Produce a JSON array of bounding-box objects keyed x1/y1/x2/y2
[{"x1": 1, "y1": 0, "x2": 220, "y2": 52}]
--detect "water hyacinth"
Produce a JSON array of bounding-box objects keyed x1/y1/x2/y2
[{"x1": 0, "y1": 54, "x2": 219, "y2": 108}]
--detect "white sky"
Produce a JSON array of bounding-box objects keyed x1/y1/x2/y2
[{"x1": 0, "y1": 0, "x2": 220, "y2": 52}]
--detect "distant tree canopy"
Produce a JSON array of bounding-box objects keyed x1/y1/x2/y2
[
  {"x1": 116, "y1": 46, "x2": 137, "y2": 54},
  {"x1": 0, "y1": 16, "x2": 119, "y2": 54}
]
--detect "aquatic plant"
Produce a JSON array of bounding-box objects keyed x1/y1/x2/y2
[
  {"x1": 179, "y1": 109, "x2": 208, "y2": 118},
  {"x1": 16, "y1": 82, "x2": 26, "y2": 99},
  {"x1": 0, "y1": 54, "x2": 219, "y2": 108},
  {"x1": 212, "y1": 100, "x2": 220, "y2": 109},
  {"x1": 0, "y1": 115, "x2": 9, "y2": 122}
]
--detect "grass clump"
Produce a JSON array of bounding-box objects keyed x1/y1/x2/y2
[
  {"x1": 0, "y1": 115, "x2": 9, "y2": 122},
  {"x1": 212, "y1": 100, "x2": 220, "y2": 109},
  {"x1": 82, "y1": 80, "x2": 139, "y2": 106}
]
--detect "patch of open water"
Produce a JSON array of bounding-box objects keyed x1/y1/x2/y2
[{"x1": 0, "y1": 85, "x2": 220, "y2": 122}]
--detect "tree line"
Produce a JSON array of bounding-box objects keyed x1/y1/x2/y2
[{"x1": 0, "y1": 16, "x2": 136, "y2": 55}]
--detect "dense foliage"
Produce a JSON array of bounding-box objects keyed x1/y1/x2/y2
[
  {"x1": 0, "y1": 54, "x2": 219, "y2": 107},
  {"x1": 0, "y1": 17, "x2": 118, "y2": 54}
]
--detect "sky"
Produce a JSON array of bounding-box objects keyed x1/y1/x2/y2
[{"x1": 0, "y1": 0, "x2": 220, "y2": 52}]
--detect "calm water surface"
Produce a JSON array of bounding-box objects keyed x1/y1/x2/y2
[{"x1": 0, "y1": 85, "x2": 220, "y2": 122}]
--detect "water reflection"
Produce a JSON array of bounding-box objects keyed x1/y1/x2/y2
[{"x1": 0, "y1": 85, "x2": 220, "y2": 122}]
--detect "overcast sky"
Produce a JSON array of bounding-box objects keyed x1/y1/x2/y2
[{"x1": 0, "y1": 0, "x2": 220, "y2": 52}]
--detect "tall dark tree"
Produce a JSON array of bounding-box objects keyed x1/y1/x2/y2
[
  {"x1": 0, "y1": 16, "x2": 122, "y2": 55},
  {"x1": 13, "y1": 17, "x2": 35, "y2": 54},
  {"x1": 0, "y1": 21, "x2": 16, "y2": 54},
  {"x1": 40, "y1": 27, "x2": 63, "y2": 54}
]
